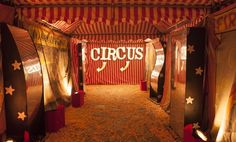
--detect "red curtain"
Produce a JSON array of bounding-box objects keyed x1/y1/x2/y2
[{"x1": 85, "y1": 41, "x2": 146, "y2": 84}]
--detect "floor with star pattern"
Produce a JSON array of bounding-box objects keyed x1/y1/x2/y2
[{"x1": 45, "y1": 85, "x2": 180, "y2": 142}]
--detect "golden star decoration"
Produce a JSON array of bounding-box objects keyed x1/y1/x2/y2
[
  {"x1": 195, "y1": 67, "x2": 204, "y2": 76},
  {"x1": 193, "y1": 122, "x2": 200, "y2": 129},
  {"x1": 17, "y1": 112, "x2": 27, "y2": 121},
  {"x1": 187, "y1": 45, "x2": 195, "y2": 54},
  {"x1": 5, "y1": 85, "x2": 15, "y2": 96},
  {"x1": 11, "y1": 60, "x2": 21, "y2": 70},
  {"x1": 186, "y1": 96, "x2": 194, "y2": 104}
]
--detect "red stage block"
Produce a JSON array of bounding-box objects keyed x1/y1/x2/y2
[
  {"x1": 140, "y1": 80, "x2": 147, "y2": 91},
  {"x1": 24, "y1": 131, "x2": 30, "y2": 142},
  {"x1": 56, "y1": 105, "x2": 65, "y2": 129},
  {"x1": 72, "y1": 90, "x2": 84, "y2": 107},
  {"x1": 184, "y1": 124, "x2": 202, "y2": 142},
  {"x1": 45, "y1": 110, "x2": 59, "y2": 133}
]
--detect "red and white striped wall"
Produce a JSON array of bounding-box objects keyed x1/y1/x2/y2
[{"x1": 85, "y1": 40, "x2": 146, "y2": 84}]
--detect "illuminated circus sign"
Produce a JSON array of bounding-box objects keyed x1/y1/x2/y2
[{"x1": 91, "y1": 47, "x2": 144, "y2": 72}]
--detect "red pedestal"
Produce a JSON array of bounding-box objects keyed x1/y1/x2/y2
[
  {"x1": 45, "y1": 105, "x2": 66, "y2": 133},
  {"x1": 57, "y1": 105, "x2": 65, "y2": 129},
  {"x1": 45, "y1": 110, "x2": 59, "y2": 132},
  {"x1": 24, "y1": 131, "x2": 30, "y2": 142},
  {"x1": 184, "y1": 124, "x2": 202, "y2": 142},
  {"x1": 140, "y1": 80, "x2": 147, "y2": 91},
  {"x1": 72, "y1": 90, "x2": 84, "y2": 107}
]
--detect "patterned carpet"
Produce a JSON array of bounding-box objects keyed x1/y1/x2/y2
[{"x1": 45, "y1": 85, "x2": 179, "y2": 142}]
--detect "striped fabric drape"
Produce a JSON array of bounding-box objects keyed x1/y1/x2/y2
[
  {"x1": 13, "y1": 0, "x2": 212, "y2": 6},
  {"x1": 16, "y1": 6, "x2": 207, "y2": 25},
  {"x1": 74, "y1": 22, "x2": 159, "y2": 41},
  {"x1": 85, "y1": 40, "x2": 146, "y2": 84}
]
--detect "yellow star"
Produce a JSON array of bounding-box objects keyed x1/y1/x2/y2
[
  {"x1": 195, "y1": 67, "x2": 204, "y2": 76},
  {"x1": 187, "y1": 45, "x2": 195, "y2": 54},
  {"x1": 5, "y1": 85, "x2": 15, "y2": 96},
  {"x1": 17, "y1": 112, "x2": 27, "y2": 121},
  {"x1": 193, "y1": 122, "x2": 200, "y2": 129},
  {"x1": 186, "y1": 96, "x2": 194, "y2": 104},
  {"x1": 11, "y1": 60, "x2": 21, "y2": 70}
]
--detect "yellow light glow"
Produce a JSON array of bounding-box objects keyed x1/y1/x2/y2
[
  {"x1": 196, "y1": 130, "x2": 208, "y2": 141},
  {"x1": 63, "y1": 78, "x2": 72, "y2": 96},
  {"x1": 144, "y1": 38, "x2": 152, "y2": 42},
  {"x1": 5, "y1": 139, "x2": 14, "y2": 142},
  {"x1": 215, "y1": 102, "x2": 228, "y2": 141},
  {"x1": 214, "y1": 96, "x2": 230, "y2": 141}
]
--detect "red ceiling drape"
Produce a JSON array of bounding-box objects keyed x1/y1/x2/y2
[
  {"x1": 16, "y1": 6, "x2": 207, "y2": 25},
  {"x1": 85, "y1": 40, "x2": 146, "y2": 84}
]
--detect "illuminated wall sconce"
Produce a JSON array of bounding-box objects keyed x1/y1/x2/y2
[
  {"x1": 144, "y1": 38, "x2": 152, "y2": 43},
  {"x1": 5, "y1": 138, "x2": 15, "y2": 142},
  {"x1": 193, "y1": 129, "x2": 208, "y2": 142}
]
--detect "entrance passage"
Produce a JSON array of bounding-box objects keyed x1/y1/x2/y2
[{"x1": 45, "y1": 85, "x2": 179, "y2": 142}]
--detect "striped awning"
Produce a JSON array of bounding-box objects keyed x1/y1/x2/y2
[
  {"x1": 73, "y1": 22, "x2": 159, "y2": 41},
  {"x1": 13, "y1": 0, "x2": 213, "y2": 6},
  {"x1": 16, "y1": 5, "x2": 208, "y2": 26}
]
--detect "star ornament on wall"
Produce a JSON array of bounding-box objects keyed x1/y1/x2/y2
[
  {"x1": 11, "y1": 60, "x2": 21, "y2": 70},
  {"x1": 17, "y1": 112, "x2": 27, "y2": 121},
  {"x1": 5, "y1": 85, "x2": 15, "y2": 96},
  {"x1": 193, "y1": 122, "x2": 200, "y2": 129},
  {"x1": 186, "y1": 96, "x2": 194, "y2": 104},
  {"x1": 195, "y1": 67, "x2": 204, "y2": 76},
  {"x1": 187, "y1": 45, "x2": 195, "y2": 54}
]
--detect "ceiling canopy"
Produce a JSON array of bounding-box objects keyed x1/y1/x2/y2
[{"x1": 12, "y1": 0, "x2": 217, "y2": 38}]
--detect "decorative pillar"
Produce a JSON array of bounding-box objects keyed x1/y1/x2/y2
[
  {"x1": 78, "y1": 43, "x2": 84, "y2": 91},
  {"x1": 184, "y1": 27, "x2": 206, "y2": 137},
  {"x1": 157, "y1": 41, "x2": 167, "y2": 103},
  {"x1": 1, "y1": 23, "x2": 45, "y2": 141}
]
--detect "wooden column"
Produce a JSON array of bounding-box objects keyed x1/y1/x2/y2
[{"x1": 78, "y1": 43, "x2": 84, "y2": 91}]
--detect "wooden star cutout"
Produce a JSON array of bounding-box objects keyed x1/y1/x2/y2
[
  {"x1": 5, "y1": 85, "x2": 15, "y2": 96},
  {"x1": 187, "y1": 45, "x2": 195, "y2": 54},
  {"x1": 17, "y1": 112, "x2": 27, "y2": 121},
  {"x1": 195, "y1": 67, "x2": 203, "y2": 76},
  {"x1": 193, "y1": 122, "x2": 200, "y2": 129},
  {"x1": 186, "y1": 96, "x2": 194, "y2": 104},
  {"x1": 11, "y1": 60, "x2": 21, "y2": 70}
]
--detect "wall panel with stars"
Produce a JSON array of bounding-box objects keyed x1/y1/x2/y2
[
  {"x1": 1, "y1": 23, "x2": 45, "y2": 141},
  {"x1": 184, "y1": 28, "x2": 206, "y2": 130}
]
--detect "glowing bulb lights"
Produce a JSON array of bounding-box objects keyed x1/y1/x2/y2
[
  {"x1": 195, "y1": 129, "x2": 208, "y2": 141},
  {"x1": 5, "y1": 139, "x2": 14, "y2": 142}
]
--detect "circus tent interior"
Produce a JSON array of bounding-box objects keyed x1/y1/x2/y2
[{"x1": 0, "y1": 0, "x2": 236, "y2": 142}]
